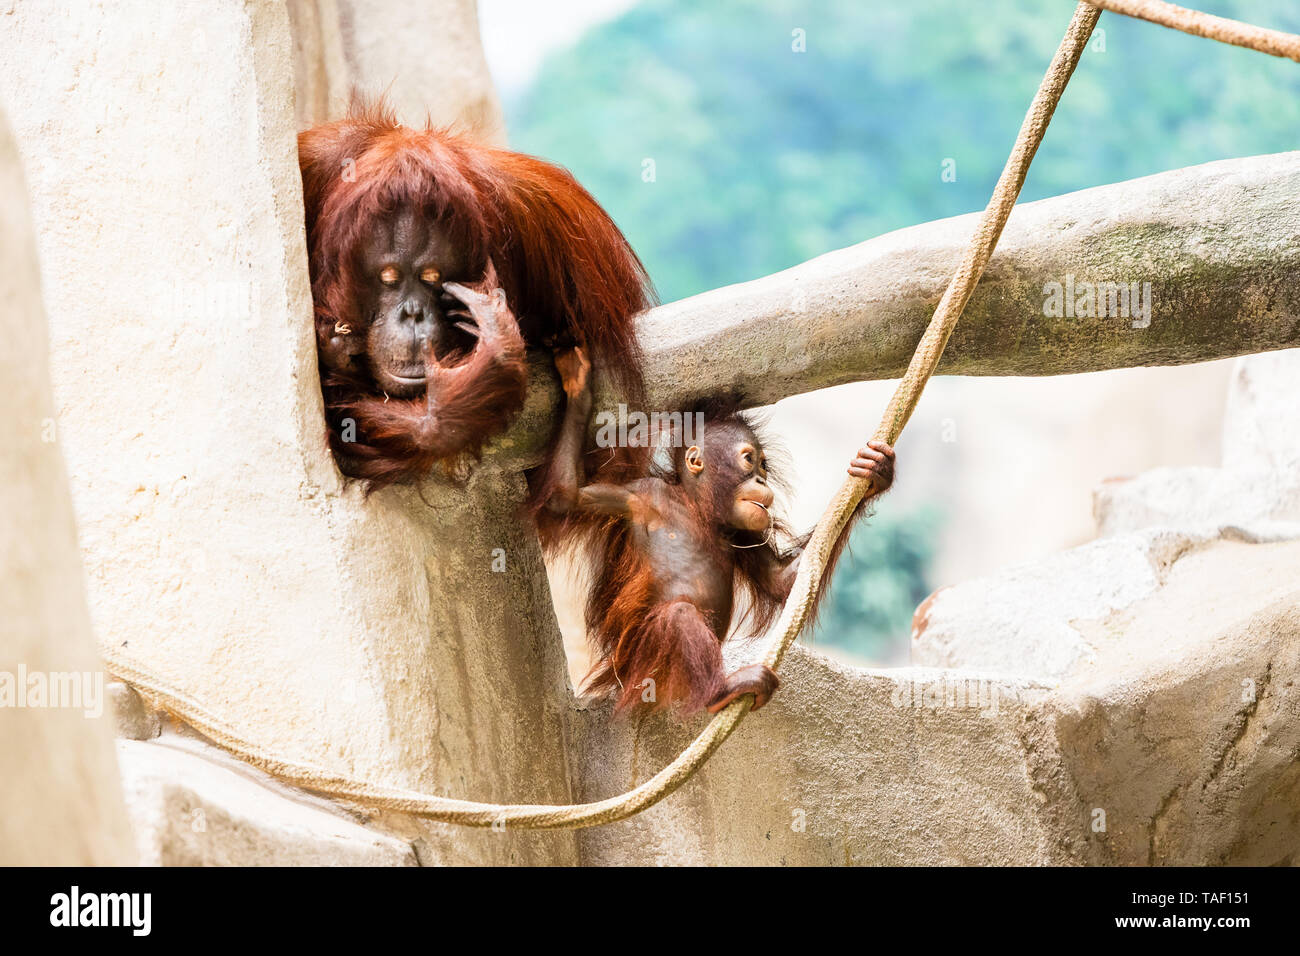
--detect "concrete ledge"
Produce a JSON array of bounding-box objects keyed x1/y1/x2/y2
[
  {"x1": 572, "y1": 645, "x2": 1060, "y2": 865},
  {"x1": 118, "y1": 736, "x2": 418, "y2": 867}
]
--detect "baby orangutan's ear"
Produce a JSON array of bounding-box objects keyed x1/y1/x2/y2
[{"x1": 684, "y1": 445, "x2": 704, "y2": 475}]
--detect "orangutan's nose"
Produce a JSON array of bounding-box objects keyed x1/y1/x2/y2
[{"x1": 400, "y1": 298, "x2": 442, "y2": 347}]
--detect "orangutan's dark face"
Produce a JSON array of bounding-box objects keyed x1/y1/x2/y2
[{"x1": 356, "y1": 205, "x2": 474, "y2": 397}]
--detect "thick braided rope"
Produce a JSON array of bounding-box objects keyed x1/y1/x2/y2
[
  {"x1": 105, "y1": 649, "x2": 746, "y2": 828},
  {"x1": 1085, "y1": 0, "x2": 1300, "y2": 62},
  {"x1": 101, "y1": 3, "x2": 1101, "y2": 830}
]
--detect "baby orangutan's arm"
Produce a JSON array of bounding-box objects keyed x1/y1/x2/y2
[{"x1": 545, "y1": 348, "x2": 648, "y2": 520}]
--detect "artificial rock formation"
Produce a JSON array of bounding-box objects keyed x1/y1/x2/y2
[
  {"x1": 119, "y1": 735, "x2": 418, "y2": 866},
  {"x1": 1094, "y1": 350, "x2": 1300, "y2": 534},
  {"x1": 286, "y1": 0, "x2": 506, "y2": 140},
  {"x1": 0, "y1": 0, "x2": 574, "y2": 866},
  {"x1": 0, "y1": 107, "x2": 135, "y2": 866},
  {"x1": 909, "y1": 350, "x2": 1300, "y2": 865},
  {"x1": 3, "y1": 0, "x2": 1296, "y2": 866}
]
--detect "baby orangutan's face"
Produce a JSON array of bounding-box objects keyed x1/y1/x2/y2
[{"x1": 682, "y1": 424, "x2": 775, "y2": 533}]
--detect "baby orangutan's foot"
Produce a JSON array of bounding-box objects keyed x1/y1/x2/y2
[{"x1": 707, "y1": 663, "x2": 780, "y2": 713}]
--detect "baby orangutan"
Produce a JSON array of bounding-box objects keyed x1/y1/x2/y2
[{"x1": 546, "y1": 350, "x2": 895, "y2": 715}]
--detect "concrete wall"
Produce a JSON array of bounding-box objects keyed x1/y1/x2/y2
[
  {"x1": 0, "y1": 0, "x2": 573, "y2": 865},
  {"x1": 0, "y1": 107, "x2": 135, "y2": 866},
  {"x1": 286, "y1": 0, "x2": 506, "y2": 140}
]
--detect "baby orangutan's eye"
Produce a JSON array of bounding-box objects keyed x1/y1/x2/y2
[
  {"x1": 419, "y1": 267, "x2": 441, "y2": 285},
  {"x1": 380, "y1": 266, "x2": 400, "y2": 286}
]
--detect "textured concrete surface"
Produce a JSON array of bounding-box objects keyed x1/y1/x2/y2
[
  {"x1": 0, "y1": 0, "x2": 575, "y2": 866},
  {"x1": 905, "y1": 357, "x2": 1300, "y2": 867},
  {"x1": 1095, "y1": 350, "x2": 1300, "y2": 536},
  {"x1": 108, "y1": 682, "x2": 162, "y2": 742},
  {"x1": 119, "y1": 735, "x2": 418, "y2": 866},
  {"x1": 286, "y1": 0, "x2": 506, "y2": 141},
  {"x1": 910, "y1": 523, "x2": 1300, "y2": 682},
  {"x1": 1030, "y1": 539, "x2": 1300, "y2": 865},
  {"x1": 0, "y1": 107, "x2": 135, "y2": 866},
  {"x1": 573, "y1": 646, "x2": 1059, "y2": 865}
]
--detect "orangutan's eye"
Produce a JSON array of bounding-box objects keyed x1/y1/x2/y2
[
  {"x1": 380, "y1": 266, "x2": 401, "y2": 286},
  {"x1": 419, "y1": 267, "x2": 441, "y2": 285}
]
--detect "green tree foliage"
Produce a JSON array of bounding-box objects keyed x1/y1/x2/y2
[
  {"x1": 508, "y1": 0, "x2": 1300, "y2": 657},
  {"x1": 809, "y1": 504, "x2": 944, "y2": 658},
  {"x1": 512, "y1": 0, "x2": 1300, "y2": 304}
]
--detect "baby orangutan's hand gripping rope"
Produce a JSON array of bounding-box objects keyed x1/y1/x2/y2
[{"x1": 546, "y1": 351, "x2": 895, "y2": 715}]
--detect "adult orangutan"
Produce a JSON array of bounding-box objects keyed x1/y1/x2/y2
[
  {"x1": 545, "y1": 353, "x2": 897, "y2": 715},
  {"x1": 298, "y1": 99, "x2": 652, "y2": 491}
]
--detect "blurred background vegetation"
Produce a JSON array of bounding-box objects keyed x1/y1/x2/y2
[{"x1": 492, "y1": 0, "x2": 1300, "y2": 659}]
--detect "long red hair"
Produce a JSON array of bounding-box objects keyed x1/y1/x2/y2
[{"x1": 299, "y1": 98, "x2": 653, "y2": 489}]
